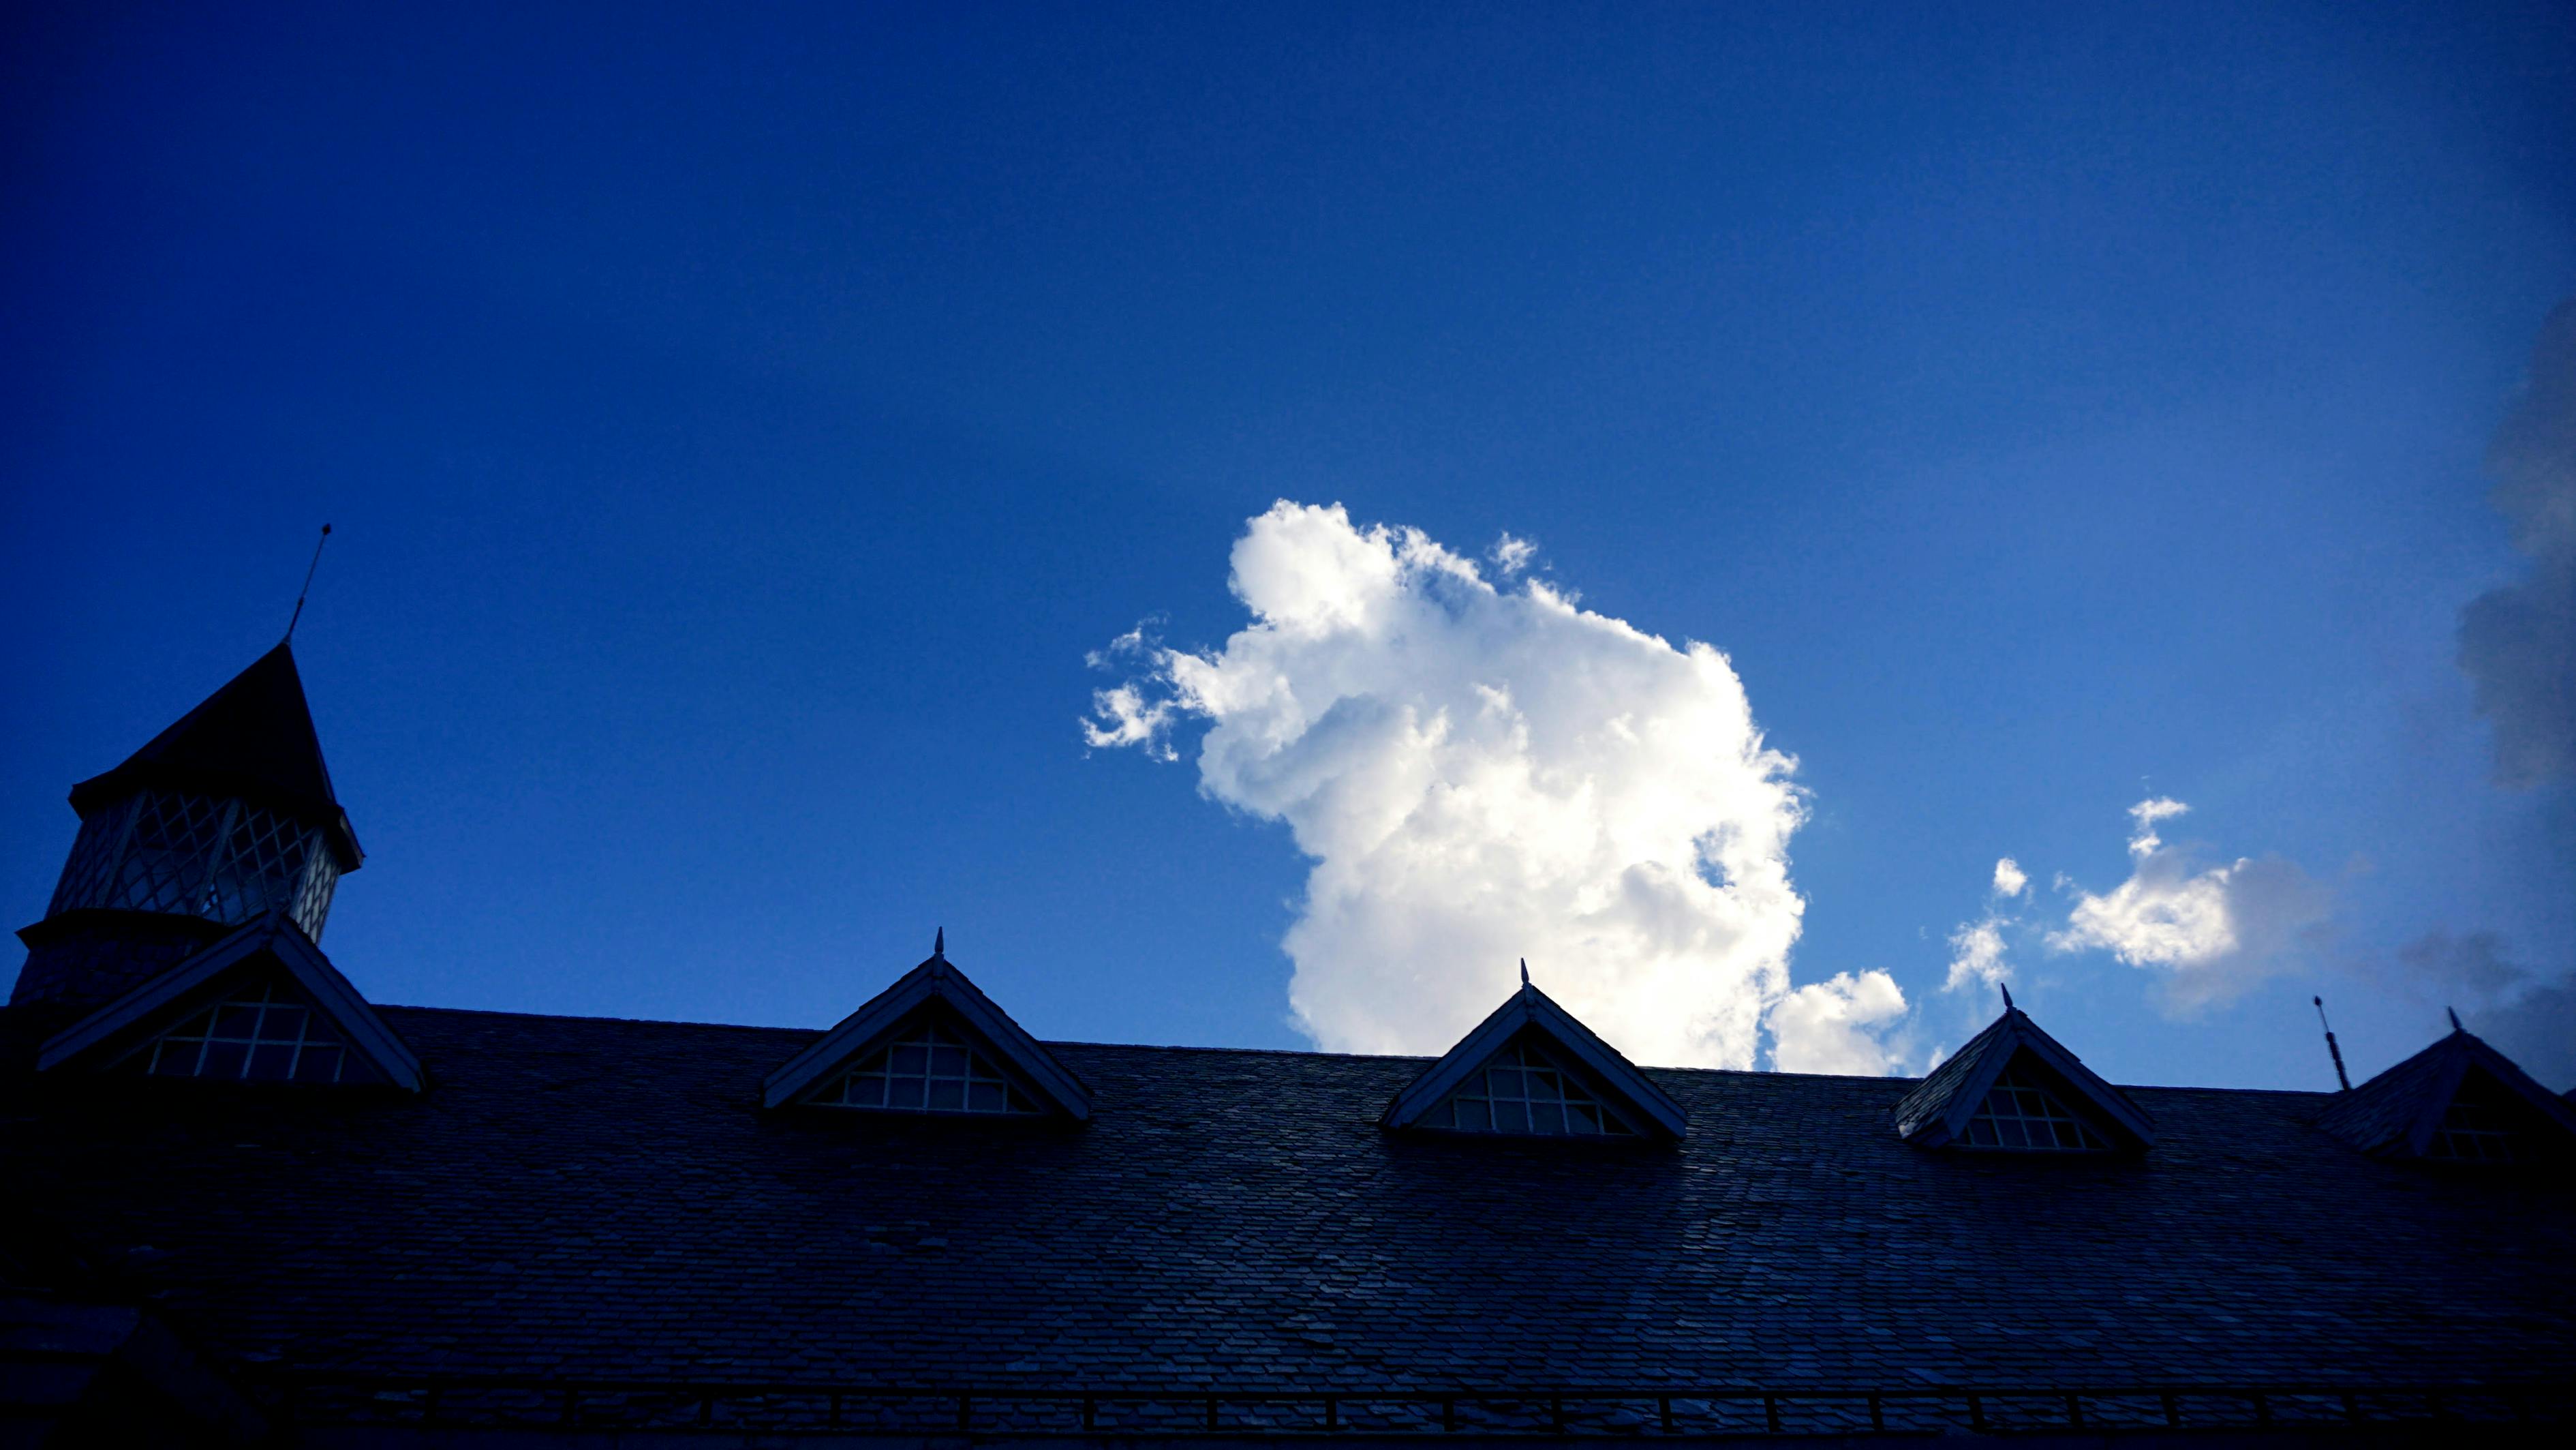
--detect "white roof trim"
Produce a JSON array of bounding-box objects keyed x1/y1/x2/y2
[
  {"x1": 1382, "y1": 980, "x2": 1686, "y2": 1141},
  {"x1": 761, "y1": 952, "x2": 1092, "y2": 1117},
  {"x1": 38, "y1": 913, "x2": 424, "y2": 1091}
]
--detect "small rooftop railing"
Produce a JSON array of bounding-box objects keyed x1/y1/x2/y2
[{"x1": 243, "y1": 1371, "x2": 2575, "y2": 1438}]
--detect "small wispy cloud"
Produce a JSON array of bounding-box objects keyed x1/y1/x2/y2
[
  {"x1": 1942, "y1": 857, "x2": 2028, "y2": 994},
  {"x1": 1488, "y1": 532, "x2": 1538, "y2": 577}
]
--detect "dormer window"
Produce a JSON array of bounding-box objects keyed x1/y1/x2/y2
[
  {"x1": 37, "y1": 916, "x2": 425, "y2": 1092},
  {"x1": 2427, "y1": 1070, "x2": 2552, "y2": 1164},
  {"x1": 1379, "y1": 967, "x2": 1688, "y2": 1143},
  {"x1": 1961, "y1": 1065, "x2": 2111, "y2": 1152},
  {"x1": 1890, "y1": 998, "x2": 2156, "y2": 1154},
  {"x1": 1432, "y1": 1040, "x2": 1635, "y2": 1136},
  {"x1": 125, "y1": 979, "x2": 363, "y2": 1083},
  {"x1": 2314, "y1": 1024, "x2": 2576, "y2": 1166},
  {"x1": 760, "y1": 939, "x2": 1094, "y2": 1121},
  {"x1": 814, "y1": 1021, "x2": 1040, "y2": 1114}
]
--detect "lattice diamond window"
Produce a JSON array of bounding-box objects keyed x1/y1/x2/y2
[
  {"x1": 122, "y1": 980, "x2": 369, "y2": 1084},
  {"x1": 46, "y1": 796, "x2": 137, "y2": 918},
  {"x1": 44, "y1": 791, "x2": 338, "y2": 939},
  {"x1": 1962, "y1": 1063, "x2": 2111, "y2": 1151},
  {"x1": 211, "y1": 802, "x2": 320, "y2": 928},
  {"x1": 2429, "y1": 1071, "x2": 2542, "y2": 1164},
  {"x1": 1434, "y1": 1040, "x2": 1634, "y2": 1136},
  {"x1": 815, "y1": 1021, "x2": 1039, "y2": 1113},
  {"x1": 114, "y1": 791, "x2": 230, "y2": 916}
]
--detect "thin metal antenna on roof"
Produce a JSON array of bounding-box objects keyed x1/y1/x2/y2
[
  {"x1": 1520, "y1": 958, "x2": 1530, "y2": 987},
  {"x1": 283, "y1": 524, "x2": 333, "y2": 643},
  {"x1": 2447, "y1": 1006, "x2": 2462, "y2": 1033},
  {"x1": 1999, "y1": 982, "x2": 2014, "y2": 1012},
  {"x1": 2314, "y1": 995, "x2": 2352, "y2": 1092}
]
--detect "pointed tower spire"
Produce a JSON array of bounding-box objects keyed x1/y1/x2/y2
[
  {"x1": 1999, "y1": 982, "x2": 2015, "y2": 1012},
  {"x1": 934, "y1": 927, "x2": 946, "y2": 960},
  {"x1": 1520, "y1": 958, "x2": 1530, "y2": 988},
  {"x1": 2448, "y1": 1006, "x2": 2464, "y2": 1033}
]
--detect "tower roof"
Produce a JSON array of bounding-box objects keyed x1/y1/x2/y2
[{"x1": 67, "y1": 644, "x2": 359, "y2": 866}]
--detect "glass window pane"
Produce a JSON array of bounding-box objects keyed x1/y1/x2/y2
[
  {"x1": 811, "y1": 1021, "x2": 1041, "y2": 1114},
  {"x1": 247, "y1": 1044, "x2": 299, "y2": 1081},
  {"x1": 1961, "y1": 1064, "x2": 2110, "y2": 1153},
  {"x1": 200, "y1": 1041, "x2": 249, "y2": 1079}
]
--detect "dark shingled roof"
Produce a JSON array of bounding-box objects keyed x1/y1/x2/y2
[
  {"x1": 67, "y1": 644, "x2": 358, "y2": 866},
  {"x1": 5, "y1": 1004, "x2": 2573, "y2": 1396}
]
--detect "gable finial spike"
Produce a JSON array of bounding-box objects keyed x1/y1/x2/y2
[
  {"x1": 283, "y1": 523, "x2": 333, "y2": 644},
  {"x1": 2314, "y1": 995, "x2": 2352, "y2": 1092},
  {"x1": 1999, "y1": 982, "x2": 2014, "y2": 1013},
  {"x1": 2447, "y1": 1006, "x2": 2462, "y2": 1034},
  {"x1": 1520, "y1": 958, "x2": 1529, "y2": 988},
  {"x1": 934, "y1": 926, "x2": 945, "y2": 961}
]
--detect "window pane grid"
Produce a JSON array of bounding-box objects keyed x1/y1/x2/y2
[
  {"x1": 1437, "y1": 1041, "x2": 1633, "y2": 1136},
  {"x1": 1962, "y1": 1065, "x2": 2110, "y2": 1151},
  {"x1": 138, "y1": 981, "x2": 349, "y2": 1084},
  {"x1": 819, "y1": 1023, "x2": 1038, "y2": 1115},
  {"x1": 2430, "y1": 1074, "x2": 2532, "y2": 1163}
]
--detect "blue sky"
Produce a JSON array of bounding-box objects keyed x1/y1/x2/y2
[{"x1": 5, "y1": 1, "x2": 2571, "y2": 1090}]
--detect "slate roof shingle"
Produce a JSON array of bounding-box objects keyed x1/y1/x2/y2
[{"x1": 7, "y1": 1003, "x2": 2573, "y2": 1403}]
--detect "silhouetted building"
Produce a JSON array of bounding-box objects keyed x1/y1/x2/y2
[{"x1": 5, "y1": 648, "x2": 2574, "y2": 1447}]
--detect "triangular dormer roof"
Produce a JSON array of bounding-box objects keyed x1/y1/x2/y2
[
  {"x1": 1381, "y1": 971, "x2": 1686, "y2": 1141},
  {"x1": 37, "y1": 912, "x2": 423, "y2": 1090},
  {"x1": 761, "y1": 941, "x2": 1092, "y2": 1117},
  {"x1": 1892, "y1": 1003, "x2": 2153, "y2": 1151},
  {"x1": 68, "y1": 642, "x2": 359, "y2": 869},
  {"x1": 2313, "y1": 1025, "x2": 2576, "y2": 1160}
]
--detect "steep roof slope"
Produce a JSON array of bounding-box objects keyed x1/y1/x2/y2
[
  {"x1": 4, "y1": 1007, "x2": 2573, "y2": 1395},
  {"x1": 66, "y1": 643, "x2": 357, "y2": 862}
]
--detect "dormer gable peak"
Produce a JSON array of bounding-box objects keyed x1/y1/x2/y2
[
  {"x1": 1381, "y1": 969, "x2": 1686, "y2": 1141},
  {"x1": 37, "y1": 911, "x2": 423, "y2": 1090},
  {"x1": 761, "y1": 943, "x2": 1091, "y2": 1119},
  {"x1": 1892, "y1": 1003, "x2": 2153, "y2": 1152},
  {"x1": 2314, "y1": 1025, "x2": 2576, "y2": 1164}
]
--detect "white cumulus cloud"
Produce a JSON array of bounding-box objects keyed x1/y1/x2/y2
[
  {"x1": 1991, "y1": 857, "x2": 2029, "y2": 898},
  {"x1": 2047, "y1": 798, "x2": 2330, "y2": 1011},
  {"x1": 1086, "y1": 500, "x2": 1845, "y2": 1069},
  {"x1": 1770, "y1": 969, "x2": 1910, "y2": 1076}
]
